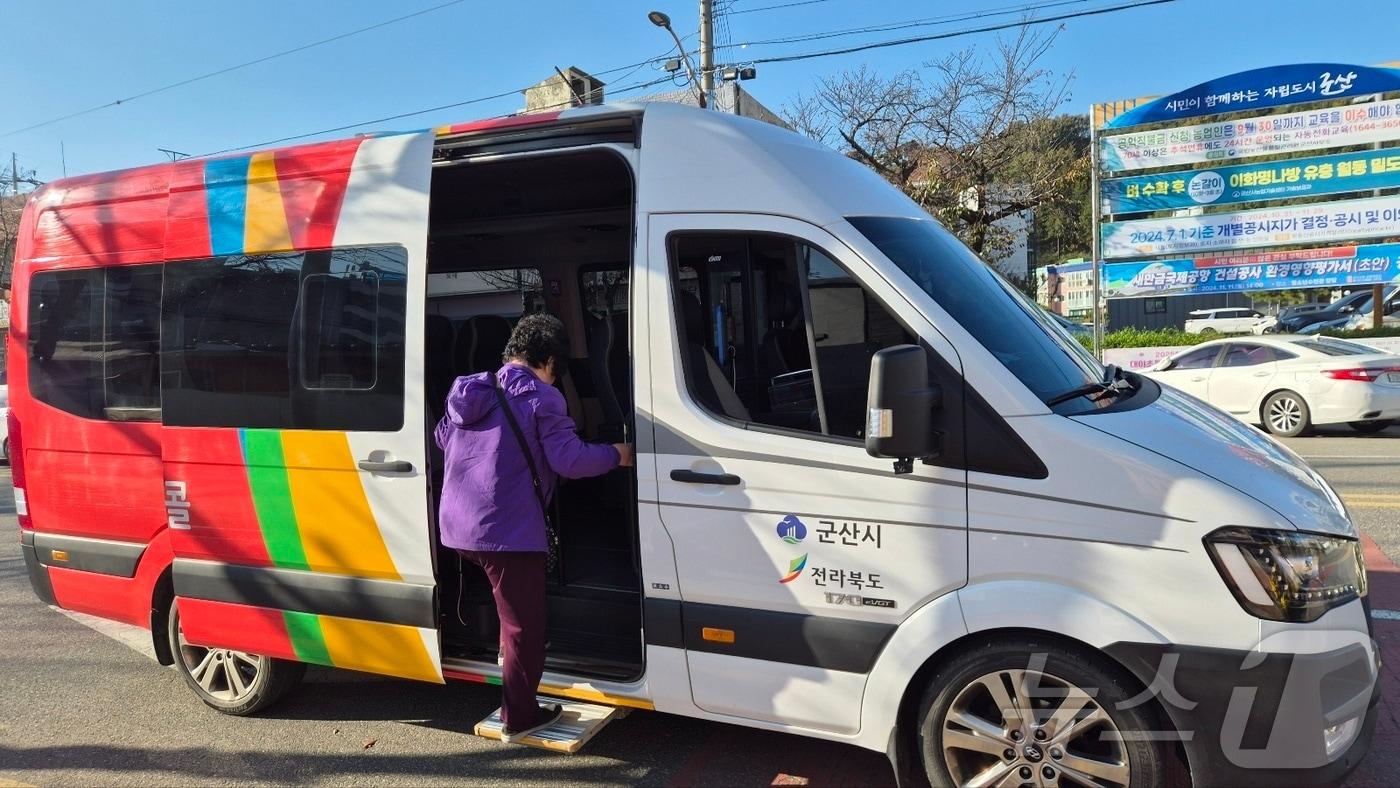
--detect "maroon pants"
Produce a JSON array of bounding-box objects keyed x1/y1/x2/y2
[{"x1": 460, "y1": 549, "x2": 547, "y2": 730}]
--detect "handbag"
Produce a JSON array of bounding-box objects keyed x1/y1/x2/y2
[{"x1": 490, "y1": 370, "x2": 561, "y2": 575}]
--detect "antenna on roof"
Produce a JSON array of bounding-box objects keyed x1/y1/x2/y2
[{"x1": 553, "y1": 66, "x2": 589, "y2": 107}]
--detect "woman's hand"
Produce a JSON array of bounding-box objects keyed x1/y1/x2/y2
[{"x1": 612, "y1": 443, "x2": 635, "y2": 467}]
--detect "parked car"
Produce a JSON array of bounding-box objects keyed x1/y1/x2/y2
[
  {"x1": 1342, "y1": 291, "x2": 1400, "y2": 330},
  {"x1": 1253, "y1": 302, "x2": 1331, "y2": 334},
  {"x1": 1184, "y1": 307, "x2": 1265, "y2": 334},
  {"x1": 1299, "y1": 316, "x2": 1353, "y2": 335},
  {"x1": 1278, "y1": 288, "x2": 1396, "y2": 333},
  {"x1": 1147, "y1": 335, "x2": 1400, "y2": 436}
]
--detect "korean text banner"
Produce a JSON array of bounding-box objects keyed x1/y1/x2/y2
[
  {"x1": 1100, "y1": 63, "x2": 1400, "y2": 130},
  {"x1": 1099, "y1": 98, "x2": 1400, "y2": 173},
  {"x1": 1102, "y1": 243, "x2": 1400, "y2": 298},
  {"x1": 1101, "y1": 150, "x2": 1400, "y2": 213},
  {"x1": 1101, "y1": 195, "x2": 1400, "y2": 259}
]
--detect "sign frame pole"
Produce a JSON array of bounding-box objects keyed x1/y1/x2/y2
[{"x1": 1089, "y1": 104, "x2": 1104, "y2": 360}]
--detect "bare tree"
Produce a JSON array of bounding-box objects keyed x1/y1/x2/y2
[
  {"x1": 1, "y1": 162, "x2": 43, "y2": 286},
  {"x1": 786, "y1": 26, "x2": 1084, "y2": 266}
]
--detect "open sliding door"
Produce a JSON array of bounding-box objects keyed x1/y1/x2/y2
[{"x1": 160, "y1": 132, "x2": 442, "y2": 682}]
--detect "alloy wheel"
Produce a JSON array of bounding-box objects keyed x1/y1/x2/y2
[
  {"x1": 941, "y1": 668, "x2": 1130, "y2": 788},
  {"x1": 1267, "y1": 396, "x2": 1303, "y2": 434},
  {"x1": 176, "y1": 620, "x2": 267, "y2": 702}
]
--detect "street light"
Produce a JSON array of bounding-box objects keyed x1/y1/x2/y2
[{"x1": 648, "y1": 10, "x2": 706, "y2": 109}]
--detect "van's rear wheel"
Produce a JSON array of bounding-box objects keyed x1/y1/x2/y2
[
  {"x1": 167, "y1": 603, "x2": 305, "y2": 715},
  {"x1": 917, "y1": 639, "x2": 1170, "y2": 788}
]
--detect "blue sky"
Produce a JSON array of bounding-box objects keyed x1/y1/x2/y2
[{"x1": 6, "y1": 0, "x2": 1400, "y2": 181}]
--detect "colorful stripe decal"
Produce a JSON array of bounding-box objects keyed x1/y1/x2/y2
[
  {"x1": 241, "y1": 430, "x2": 308, "y2": 570},
  {"x1": 189, "y1": 138, "x2": 363, "y2": 258},
  {"x1": 204, "y1": 156, "x2": 251, "y2": 256},
  {"x1": 180, "y1": 598, "x2": 441, "y2": 683},
  {"x1": 238, "y1": 429, "x2": 401, "y2": 581},
  {"x1": 283, "y1": 609, "x2": 332, "y2": 665},
  {"x1": 243, "y1": 151, "x2": 294, "y2": 253}
]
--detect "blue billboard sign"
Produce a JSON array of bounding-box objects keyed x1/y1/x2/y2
[
  {"x1": 1101, "y1": 63, "x2": 1400, "y2": 130},
  {"x1": 1102, "y1": 243, "x2": 1400, "y2": 298},
  {"x1": 1102, "y1": 150, "x2": 1400, "y2": 213}
]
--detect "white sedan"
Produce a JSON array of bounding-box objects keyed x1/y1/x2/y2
[{"x1": 1146, "y1": 335, "x2": 1400, "y2": 437}]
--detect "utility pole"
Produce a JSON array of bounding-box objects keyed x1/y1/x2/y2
[
  {"x1": 9, "y1": 153, "x2": 17, "y2": 201},
  {"x1": 698, "y1": 0, "x2": 715, "y2": 109}
]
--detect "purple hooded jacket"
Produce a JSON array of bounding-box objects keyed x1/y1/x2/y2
[{"x1": 435, "y1": 364, "x2": 620, "y2": 552}]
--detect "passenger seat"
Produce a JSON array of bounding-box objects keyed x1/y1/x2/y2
[{"x1": 679, "y1": 293, "x2": 750, "y2": 421}]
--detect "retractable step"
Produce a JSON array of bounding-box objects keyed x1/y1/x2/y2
[{"x1": 473, "y1": 697, "x2": 624, "y2": 753}]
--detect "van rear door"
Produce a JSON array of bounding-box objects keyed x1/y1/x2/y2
[{"x1": 161, "y1": 132, "x2": 442, "y2": 682}]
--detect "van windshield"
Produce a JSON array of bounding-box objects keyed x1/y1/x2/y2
[{"x1": 847, "y1": 216, "x2": 1106, "y2": 413}]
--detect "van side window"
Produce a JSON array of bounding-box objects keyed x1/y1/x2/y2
[
  {"x1": 161, "y1": 246, "x2": 407, "y2": 431},
  {"x1": 28, "y1": 265, "x2": 163, "y2": 421},
  {"x1": 28, "y1": 269, "x2": 104, "y2": 419},
  {"x1": 669, "y1": 233, "x2": 914, "y2": 441}
]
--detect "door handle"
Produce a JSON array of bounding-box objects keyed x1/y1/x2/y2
[
  {"x1": 670, "y1": 469, "x2": 742, "y2": 486},
  {"x1": 1190, "y1": 375, "x2": 1206, "y2": 382},
  {"x1": 1252, "y1": 370, "x2": 1271, "y2": 377},
  {"x1": 358, "y1": 459, "x2": 413, "y2": 473}
]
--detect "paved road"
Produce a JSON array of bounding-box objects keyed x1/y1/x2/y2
[{"x1": 0, "y1": 428, "x2": 1398, "y2": 787}]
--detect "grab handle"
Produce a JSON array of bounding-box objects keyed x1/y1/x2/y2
[
  {"x1": 670, "y1": 469, "x2": 742, "y2": 486},
  {"x1": 359, "y1": 459, "x2": 413, "y2": 473}
]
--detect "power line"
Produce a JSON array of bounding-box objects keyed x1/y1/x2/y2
[
  {"x1": 1, "y1": 0, "x2": 471, "y2": 139},
  {"x1": 716, "y1": 0, "x2": 1094, "y2": 53},
  {"x1": 745, "y1": 0, "x2": 1173, "y2": 64},
  {"x1": 202, "y1": 72, "x2": 678, "y2": 157},
  {"x1": 729, "y1": 0, "x2": 837, "y2": 14},
  {"x1": 203, "y1": 0, "x2": 1168, "y2": 158}
]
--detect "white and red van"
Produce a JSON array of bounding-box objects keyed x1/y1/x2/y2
[{"x1": 11, "y1": 103, "x2": 1377, "y2": 787}]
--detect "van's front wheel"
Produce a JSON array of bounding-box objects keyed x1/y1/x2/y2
[
  {"x1": 168, "y1": 603, "x2": 305, "y2": 715},
  {"x1": 917, "y1": 639, "x2": 1171, "y2": 788}
]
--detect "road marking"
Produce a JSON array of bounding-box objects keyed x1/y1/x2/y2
[{"x1": 1373, "y1": 609, "x2": 1400, "y2": 621}]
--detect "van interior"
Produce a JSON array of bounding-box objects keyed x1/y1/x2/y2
[{"x1": 426, "y1": 147, "x2": 642, "y2": 681}]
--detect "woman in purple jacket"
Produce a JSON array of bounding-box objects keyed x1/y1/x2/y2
[{"x1": 435, "y1": 313, "x2": 633, "y2": 742}]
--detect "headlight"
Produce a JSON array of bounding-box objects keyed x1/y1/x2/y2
[{"x1": 1205, "y1": 527, "x2": 1367, "y2": 623}]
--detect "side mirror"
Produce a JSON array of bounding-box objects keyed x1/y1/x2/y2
[{"x1": 866, "y1": 345, "x2": 941, "y2": 474}]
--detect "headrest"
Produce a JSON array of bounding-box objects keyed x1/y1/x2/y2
[
  {"x1": 766, "y1": 283, "x2": 800, "y2": 323},
  {"x1": 680, "y1": 291, "x2": 706, "y2": 343}
]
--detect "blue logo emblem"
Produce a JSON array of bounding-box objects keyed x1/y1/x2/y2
[{"x1": 776, "y1": 515, "x2": 807, "y2": 544}]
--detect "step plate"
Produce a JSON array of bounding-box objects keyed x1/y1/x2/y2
[{"x1": 474, "y1": 697, "x2": 623, "y2": 753}]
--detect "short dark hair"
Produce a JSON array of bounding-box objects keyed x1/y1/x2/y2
[{"x1": 502, "y1": 313, "x2": 570, "y2": 369}]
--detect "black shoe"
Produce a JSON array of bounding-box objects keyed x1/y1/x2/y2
[{"x1": 501, "y1": 703, "x2": 563, "y2": 743}]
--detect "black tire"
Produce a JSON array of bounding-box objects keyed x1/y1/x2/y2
[
  {"x1": 1199, "y1": 327, "x2": 1216, "y2": 335},
  {"x1": 167, "y1": 603, "x2": 305, "y2": 715},
  {"x1": 1262, "y1": 390, "x2": 1312, "y2": 438},
  {"x1": 1349, "y1": 419, "x2": 1393, "y2": 434},
  {"x1": 916, "y1": 637, "x2": 1172, "y2": 788}
]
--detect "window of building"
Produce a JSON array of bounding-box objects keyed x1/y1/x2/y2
[
  {"x1": 161, "y1": 246, "x2": 407, "y2": 431},
  {"x1": 669, "y1": 233, "x2": 914, "y2": 441},
  {"x1": 1145, "y1": 298, "x2": 1167, "y2": 314}
]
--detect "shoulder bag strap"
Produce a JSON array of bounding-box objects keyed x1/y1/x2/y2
[{"x1": 491, "y1": 371, "x2": 550, "y2": 519}]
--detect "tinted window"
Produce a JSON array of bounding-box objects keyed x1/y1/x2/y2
[
  {"x1": 1172, "y1": 346, "x2": 1220, "y2": 370},
  {"x1": 27, "y1": 265, "x2": 163, "y2": 421},
  {"x1": 848, "y1": 216, "x2": 1103, "y2": 413},
  {"x1": 28, "y1": 269, "x2": 103, "y2": 418},
  {"x1": 162, "y1": 246, "x2": 406, "y2": 431},
  {"x1": 1221, "y1": 344, "x2": 1286, "y2": 367},
  {"x1": 1292, "y1": 338, "x2": 1375, "y2": 356},
  {"x1": 670, "y1": 233, "x2": 914, "y2": 441},
  {"x1": 105, "y1": 266, "x2": 163, "y2": 415}
]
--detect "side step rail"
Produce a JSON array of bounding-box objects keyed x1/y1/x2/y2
[{"x1": 474, "y1": 697, "x2": 625, "y2": 753}]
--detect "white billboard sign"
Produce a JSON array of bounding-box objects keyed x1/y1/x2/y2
[
  {"x1": 1099, "y1": 98, "x2": 1400, "y2": 173},
  {"x1": 1101, "y1": 195, "x2": 1400, "y2": 259}
]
